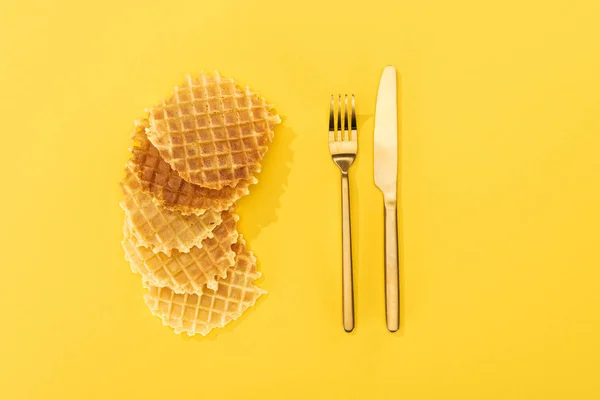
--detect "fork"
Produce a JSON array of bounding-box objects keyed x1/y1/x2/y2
[{"x1": 329, "y1": 94, "x2": 357, "y2": 332}]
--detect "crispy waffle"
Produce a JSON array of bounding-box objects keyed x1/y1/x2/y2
[
  {"x1": 123, "y1": 211, "x2": 239, "y2": 294},
  {"x1": 121, "y1": 164, "x2": 222, "y2": 256},
  {"x1": 145, "y1": 71, "x2": 280, "y2": 190},
  {"x1": 131, "y1": 119, "x2": 257, "y2": 216},
  {"x1": 144, "y1": 238, "x2": 265, "y2": 336}
]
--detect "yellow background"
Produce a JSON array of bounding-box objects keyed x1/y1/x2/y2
[{"x1": 1, "y1": 0, "x2": 600, "y2": 398}]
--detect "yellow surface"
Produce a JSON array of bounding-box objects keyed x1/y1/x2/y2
[{"x1": 1, "y1": 0, "x2": 600, "y2": 398}]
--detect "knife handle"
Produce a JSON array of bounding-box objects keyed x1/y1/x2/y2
[
  {"x1": 341, "y1": 173, "x2": 355, "y2": 332},
  {"x1": 384, "y1": 202, "x2": 399, "y2": 332}
]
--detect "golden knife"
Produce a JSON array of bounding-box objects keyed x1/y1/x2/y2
[{"x1": 374, "y1": 66, "x2": 399, "y2": 332}]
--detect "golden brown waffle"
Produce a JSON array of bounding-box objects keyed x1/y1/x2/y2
[
  {"x1": 121, "y1": 164, "x2": 222, "y2": 256},
  {"x1": 145, "y1": 71, "x2": 280, "y2": 190},
  {"x1": 123, "y1": 211, "x2": 239, "y2": 294},
  {"x1": 131, "y1": 119, "x2": 257, "y2": 216},
  {"x1": 144, "y1": 238, "x2": 265, "y2": 336}
]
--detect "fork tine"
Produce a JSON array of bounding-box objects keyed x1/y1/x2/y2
[
  {"x1": 329, "y1": 95, "x2": 335, "y2": 142},
  {"x1": 351, "y1": 94, "x2": 357, "y2": 141},
  {"x1": 343, "y1": 94, "x2": 349, "y2": 141},
  {"x1": 336, "y1": 94, "x2": 342, "y2": 141}
]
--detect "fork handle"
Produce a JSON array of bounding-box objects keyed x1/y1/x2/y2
[
  {"x1": 341, "y1": 173, "x2": 355, "y2": 332},
  {"x1": 384, "y1": 202, "x2": 399, "y2": 332}
]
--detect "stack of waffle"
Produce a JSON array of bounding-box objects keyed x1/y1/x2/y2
[{"x1": 121, "y1": 71, "x2": 280, "y2": 336}]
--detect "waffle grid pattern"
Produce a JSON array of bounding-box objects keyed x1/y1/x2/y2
[
  {"x1": 121, "y1": 164, "x2": 222, "y2": 255},
  {"x1": 132, "y1": 119, "x2": 257, "y2": 216},
  {"x1": 146, "y1": 71, "x2": 280, "y2": 190},
  {"x1": 144, "y1": 239, "x2": 266, "y2": 336},
  {"x1": 123, "y1": 212, "x2": 239, "y2": 294}
]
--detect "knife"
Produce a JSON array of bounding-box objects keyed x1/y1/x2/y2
[{"x1": 374, "y1": 66, "x2": 399, "y2": 332}]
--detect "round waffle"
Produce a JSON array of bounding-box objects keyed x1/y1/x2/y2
[{"x1": 145, "y1": 71, "x2": 280, "y2": 190}]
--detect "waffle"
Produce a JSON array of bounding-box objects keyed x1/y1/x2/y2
[
  {"x1": 144, "y1": 238, "x2": 266, "y2": 336},
  {"x1": 121, "y1": 164, "x2": 222, "y2": 256},
  {"x1": 145, "y1": 71, "x2": 281, "y2": 190},
  {"x1": 131, "y1": 119, "x2": 257, "y2": 216},
  {"x1": 123, "y1": 211, "x2": 239, "y2": 294}
]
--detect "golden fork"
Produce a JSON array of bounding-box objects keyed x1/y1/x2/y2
[{"x1": 329, "y1": 94, "x2": 357, "y2": 332}]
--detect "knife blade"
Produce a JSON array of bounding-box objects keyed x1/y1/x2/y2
[
  {"x1": 374, "y1": 66, "x2": 398, "y2": 198},
  {"x1": 373, "y1": 66, "x2": 399, "y2": 332}
]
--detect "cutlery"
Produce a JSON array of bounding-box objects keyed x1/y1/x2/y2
[
  {"x1": 373, "y1": 66, "x2": 400, "y2": 332},
  {"x1": 329, "y1": 94, "x2": 357, "y2": 332}
]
